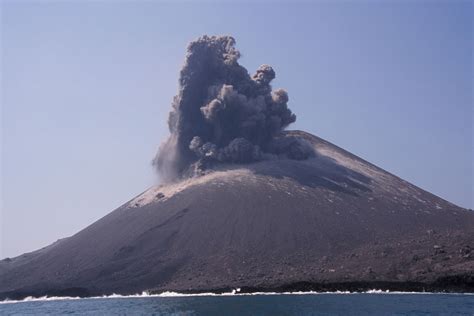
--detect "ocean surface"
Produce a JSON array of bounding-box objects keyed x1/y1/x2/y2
[{"x1": 1, "y1": 292, "x2": 473, "y2": 315}]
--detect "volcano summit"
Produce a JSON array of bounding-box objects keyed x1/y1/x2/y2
[
  {"x1": 154, "y1": 35, "x2": 314, "y2": 181},
  {"x1": 1, "y1": 36, "x2": 472, "y2": 300}
]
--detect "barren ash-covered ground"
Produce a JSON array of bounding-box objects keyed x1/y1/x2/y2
[{"x1": 1, "y1": 131, "x2": 473, "y2": 300}]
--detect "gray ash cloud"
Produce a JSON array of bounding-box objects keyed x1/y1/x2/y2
[{"x1": 154, "y1": 35, "x2": 314, "y2": 181}]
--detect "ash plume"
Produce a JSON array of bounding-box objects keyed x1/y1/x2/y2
[{"x1": 154, "y1": 35, "x2": 314, "y2": 181}]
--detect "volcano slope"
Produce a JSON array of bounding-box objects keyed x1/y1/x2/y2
[{"x1": 1, "y1": 131, "x2": 473, "y2": 299}]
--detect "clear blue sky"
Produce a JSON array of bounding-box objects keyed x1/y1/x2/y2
[{"x1": 1, "y1": 1, "x2": 472, "y2": 259}]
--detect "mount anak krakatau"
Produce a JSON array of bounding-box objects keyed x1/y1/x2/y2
[{"x1": 1, "y1": 130, "x2": 473, "y2": 299}]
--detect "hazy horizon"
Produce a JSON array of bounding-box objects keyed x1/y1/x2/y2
[{"x1": 1, "y1": 1, "x2": 472, "y2": 259}]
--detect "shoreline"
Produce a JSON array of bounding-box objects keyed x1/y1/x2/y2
[
  {"x1": 2, "y1": 289, "x2": 473, "y2": 305},
  {"x1": 2, "y1": 279, "x2": 473, "y2": 303}
]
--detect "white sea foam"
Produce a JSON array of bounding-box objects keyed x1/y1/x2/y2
[
  {"x1": 1, "y1": 289, "x2": 472, "y2": 305},
  {"x1": 0, "y1": 295, "x2": 83, "y2": 304}
]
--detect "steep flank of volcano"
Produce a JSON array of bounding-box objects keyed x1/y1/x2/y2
[{"x1": 1, "y1": 131, "x2": 473, "y2": 300}]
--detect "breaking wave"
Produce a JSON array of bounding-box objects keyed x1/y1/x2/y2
[{"x1": 1, "y1": 289, "x2": 472, "y2": 305}]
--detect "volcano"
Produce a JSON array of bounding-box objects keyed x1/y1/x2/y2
[{"x1": 1, "y1": 131, "x2": 473, "y2": 299}]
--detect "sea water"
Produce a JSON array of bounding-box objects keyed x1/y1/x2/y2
[{"x1": 1, "y1": 291, "x2": 473, "y2": 315}]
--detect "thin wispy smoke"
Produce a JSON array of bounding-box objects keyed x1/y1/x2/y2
[{"x1": 154, "y1": 35, "x2": 314, "y2": 181}]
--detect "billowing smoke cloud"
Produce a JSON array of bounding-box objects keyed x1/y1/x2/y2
[{"x1": 154, "y1": 35, "x2": 314, "y2": 181}]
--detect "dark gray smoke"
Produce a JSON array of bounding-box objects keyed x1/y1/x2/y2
[{"x1": 154, "y1": 35, "x2": 314, "y2": 181}]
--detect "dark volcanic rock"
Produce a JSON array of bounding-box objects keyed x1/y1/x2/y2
[{"x1": 1, "y1": 131, "x2": 473, "y2": 299}]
